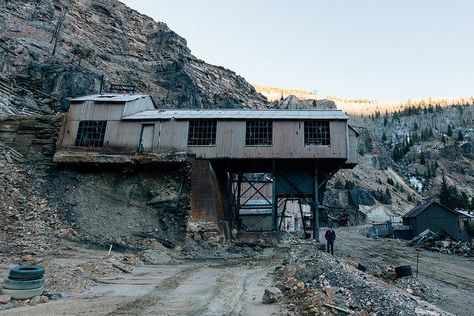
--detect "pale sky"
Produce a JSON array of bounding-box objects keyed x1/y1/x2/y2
[{"x1": 120, "y1": 0, "x2": 474, "y2": 101}]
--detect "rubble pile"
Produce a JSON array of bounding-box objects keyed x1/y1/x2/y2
[
  {"x1": 409, "y1": 230, "x2": 473, "y2": 257},
  {"x1": 274, "y1": 243, "x2": 448, "y2": 315},
  {"x1": 0, "y1": 145, "x2": 69, "y2": 258},
  {"x1": 354, "y1": 260, "x2": 445, "y2": 303}
]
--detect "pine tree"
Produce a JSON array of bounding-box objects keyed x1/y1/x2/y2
[
  {"x1": 447, "y1": 125, "x2": 453, "y2": 137},
  {"x1": 439, "y1": 173, "x2": 451, "y2": 207},
  {"x1": 420, "y1": 152, "x2": 426, "y2": 165},
  {"x1": 334, "y1": 178, "x2": 344, "y2": 189},
  {"x1": 382, "y1": 132, "x2": 387, "y2": 142},
  {"x1": 457, "y1": 131, "x2": 464, "y2": 141}
]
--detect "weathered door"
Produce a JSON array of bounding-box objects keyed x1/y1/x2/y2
[{"x1": 139, "y1": 124, "x2": 154, "y2": 152}]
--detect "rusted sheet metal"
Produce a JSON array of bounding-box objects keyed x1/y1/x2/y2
[
  {"x1": 190, "y1": 159, "x2": 226, "y2": 222},
  {"x1": 368, "y1": 222, "x2": 394, "y2": 238}
]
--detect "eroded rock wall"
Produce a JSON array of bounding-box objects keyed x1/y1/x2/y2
[{"x1": 0, "y1": 0, "x2": 268, "y2": 112}]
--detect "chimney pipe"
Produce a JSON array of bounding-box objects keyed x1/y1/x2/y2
[{"x1": 99, "y1": 75, "x2": 104, "y2": 94}]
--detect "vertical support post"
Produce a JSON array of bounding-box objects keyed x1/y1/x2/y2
[
  {"x1": 313, "y1": 167, "x2": 320, "y2": 241},
  {"x1": 236, "y1": 173, "x2": 242, "y2": 228},
  {"x1": 272, "y1": 160, "x2": 278, "y2": 231}
]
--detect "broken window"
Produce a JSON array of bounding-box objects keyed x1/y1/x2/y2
[
  {"x1": 74, "y1": 120, "x2": 107, "y2": 147},
  {"x1": 187, "y1": 120, "x2": 217, "y2": 146},
  {"x1": 304, "y1": 121, "x2": 330, "y2": 145},
  {"x1": 246, "y1": 120, "x2": 273, "y2": 146}
]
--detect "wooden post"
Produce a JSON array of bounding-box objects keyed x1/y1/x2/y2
[
  {"x1": 272, "y1": 160, "x2": 278, "y2": 231},
  {"x1": 313, "y1": 167, "x2": 320, "y2": 242}
]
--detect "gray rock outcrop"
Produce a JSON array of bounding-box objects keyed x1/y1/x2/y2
[{"x1": 0, "y1": 0, "x2": 268, "y2": 112}]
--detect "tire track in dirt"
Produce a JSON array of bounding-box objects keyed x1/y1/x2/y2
[{"x1": 106, "y1": 265, "x2": 203, "y2": 316}]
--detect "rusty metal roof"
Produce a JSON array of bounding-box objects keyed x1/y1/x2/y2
[
  {"x1": 122, "y1": 109, "x2": 349, "y2": 120},
  {"x1": 69, "y1": 94, "x2": 149, "y2": 102}
]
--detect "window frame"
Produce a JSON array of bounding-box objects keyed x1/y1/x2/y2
[
  {"x1": 245, "y1": 120, "x2": 273, "y2": 146},
  {"x1": 187, "y1": 120, "x2": 217, "y2": 146},
  {"x1": 304, "y1": 120, "x2": 331, "y2": 146},
  {"x1": 74, "y1": 120, "x2": 107, "y2": 147}
]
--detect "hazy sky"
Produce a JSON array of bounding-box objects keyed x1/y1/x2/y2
[{"x1": 120, "y1": 0, "x2": 473, "y2": 101}]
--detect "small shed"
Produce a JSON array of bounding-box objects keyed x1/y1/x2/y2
[{"x1": 402, "y1": 201, "x2": 474, "y2": 242}]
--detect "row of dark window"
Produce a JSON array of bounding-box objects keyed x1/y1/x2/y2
[
  {"x1": 187, "y1": 120, "x2": 330, "y2": 146},
  {"x1": 75, "y1": 120, "x2": 331, "y2": 148}
]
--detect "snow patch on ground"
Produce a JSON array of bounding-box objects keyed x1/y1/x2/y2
[{"x1": 409, "y1": 176, "x2": 423, "y2": 192}]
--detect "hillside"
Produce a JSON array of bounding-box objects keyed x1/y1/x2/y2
[
  {"x1": 0, "y1": 0, "x2": 267, "y2": 114},
  {"x1": 325, "y1": 104, "x2": 474, "y2": 222}
]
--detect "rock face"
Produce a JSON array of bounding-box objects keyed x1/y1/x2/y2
[
  {"x1": 0, "y1": 115, "x2": 63, "y2": 161},
  {"x1": 0, "y1": 0, "x2": 268, "y2": 112},
  {"x1": 273, "y1": 95, "x2": 336, "y2": 110}
]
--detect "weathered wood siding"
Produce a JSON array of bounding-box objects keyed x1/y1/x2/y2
[
  {"x1": 413, "y1": 205, "x2": 461, "y2": 240},
  {"x1": 59, "y1": 101, "x2": 356, "y2": 162}
]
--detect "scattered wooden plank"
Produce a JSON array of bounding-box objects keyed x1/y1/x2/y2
[
  {"x1": 323, "y1": 303, "x2": 351, "y2": 314},
  {"x1": 112, "y1": 263, "x2": 133, "y2": 274}
]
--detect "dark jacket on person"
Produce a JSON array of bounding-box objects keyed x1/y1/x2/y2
[{"x1": 325, "y1": 230, "x2": 336, "y2": 242}]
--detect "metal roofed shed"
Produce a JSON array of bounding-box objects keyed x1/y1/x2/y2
[
  {"x1": 122, "y1": 109, "x2": 349, "y2": 121},
  {"x1": 402, "y1": 201, "x2": 474, "y2": 242}
]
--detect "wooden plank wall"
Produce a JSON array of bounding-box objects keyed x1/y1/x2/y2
[{"x1": 59, "y1": 102, "x2": 354, "y2": 161}]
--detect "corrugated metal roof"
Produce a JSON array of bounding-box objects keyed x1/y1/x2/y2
[
  {"x1": 403, "y1": 201, "x2": 465, "y2": 218},
  {"x1": 122, "y1": 109, "x2": 349, "y2": 120},
  {"x1": 69, "y1": 94, "x2": 149, "y2": 102}
]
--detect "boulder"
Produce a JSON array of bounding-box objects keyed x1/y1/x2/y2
[
  {"x1": 262, "y1": 287, "x2": 283, "y2": 304},
  {"x1": 0, "y1": 295, "x2": 11, "y2": 304}
]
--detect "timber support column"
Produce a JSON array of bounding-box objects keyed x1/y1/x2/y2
[
  {"x1": 272, "y1": 160, "x2": 278, "y2": 231},
  {"x1": 313, "y1": 167, "x2": 320, "y2": 242}
]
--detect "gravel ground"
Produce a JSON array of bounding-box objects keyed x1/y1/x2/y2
[{"x1": 331, "y1": 226, "x2": 474, "y2": 316}]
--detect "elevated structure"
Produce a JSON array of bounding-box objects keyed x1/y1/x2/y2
[{"x1": 55, "y1": 94, "x2": 358, "y2": 241}]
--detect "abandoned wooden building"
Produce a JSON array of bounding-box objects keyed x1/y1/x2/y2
[
  {"x1": 403, "y1": 201, "x2": 474, "y2": 242},
  {"x1": 54, "y1": 93, "x2": 358, "y2": 240}
]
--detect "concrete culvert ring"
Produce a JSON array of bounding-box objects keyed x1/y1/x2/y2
[
  {"x1": 2, "y1": 277, "x2": 45, "y2": 290},
  {"x1": 9, "y1": 265, "x2": 45, "y2": 280},
  {"x1": 1, "y1": 286, "x2": 45, "y2": 299}
]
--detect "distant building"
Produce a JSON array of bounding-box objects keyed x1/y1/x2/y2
[{"x1": 402, "y1": 201, "x2": 474, "y2": 241}]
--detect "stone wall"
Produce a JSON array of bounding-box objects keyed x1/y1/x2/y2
[{"x1": 0, "y1": 115, "x2": 63, "y2": 162}]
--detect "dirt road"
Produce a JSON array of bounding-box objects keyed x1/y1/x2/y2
[
  {"x1": 1, "y1": 258, "x2": 282, "y2": 316},
  {"x1": 328, "y1": 226, "x2": 474, "y2": 316}
]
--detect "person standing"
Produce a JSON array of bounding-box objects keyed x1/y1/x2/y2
[{"x1": 325, "y1": 227, "x2": 336, "y2": 255}]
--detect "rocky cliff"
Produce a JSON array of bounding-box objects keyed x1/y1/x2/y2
[{"x1": 0, "y1": 0, "x2": 267, "y2": 113}]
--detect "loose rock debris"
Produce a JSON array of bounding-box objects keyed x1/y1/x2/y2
[
  {"x1": 409, "y1": 229, "x2": 473, "y2": 257},
  {"x1": 274, "y1": 242, "x2": 450, "y2": 315}
]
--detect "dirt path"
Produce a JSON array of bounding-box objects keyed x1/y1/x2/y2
[
  {"x1": 327, "y1": 226, "x2": 474, "y2": 316},
  {"x1": 0, "y1": 259, "x2": 282, "y2": 316}
]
